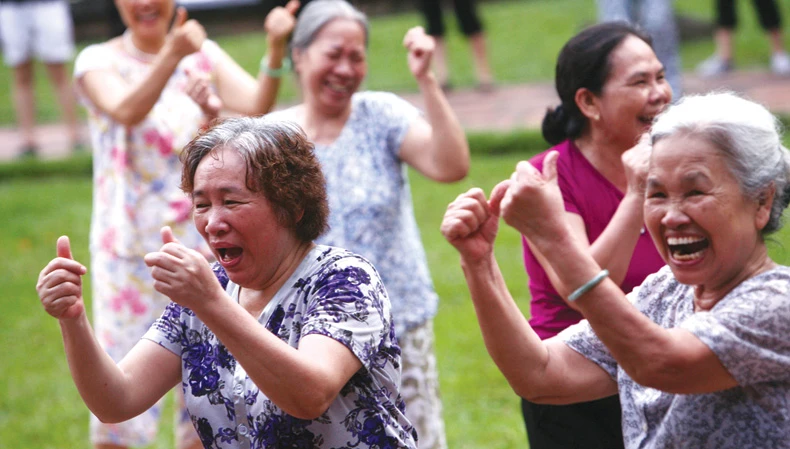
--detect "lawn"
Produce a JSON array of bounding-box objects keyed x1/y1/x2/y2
[{"x1": 1, "y1": 0, "x2": 789, "y2": 126}]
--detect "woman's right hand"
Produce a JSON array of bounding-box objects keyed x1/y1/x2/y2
[
  {"x1": 265, "y1": 0, "x2": 300, "y2": 50},
  {"x1": 441, "y1": 182, "x2": 509, "y2": 264},
  {"x1": 165, "y1": 7, "x2": 206, "y2": 61},
  {"x1": 622, "y1": 133, "x2": 652, "y2": 198},
  {"x1": 36, "y1": 236, "x2": 87, "y2": 320}
]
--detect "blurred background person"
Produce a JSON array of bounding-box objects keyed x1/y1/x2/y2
[
  {"x1": 697, "y1": 0, "x2": 790, "y2": 77},
  {"x1": 418, "y1": 0, "x2": 494, "y2": 92},
  {"x1": 36, "y1": 117, "x2": 418, "y2": 449},
  {"x1": 518, "y1": 22, "x2": 670, "y2": 448},
  {"x1": 0, "y1": 0, "x2": 81, "y2": 158},
  {"x1": 267, "y1": 1, "x2": 470, "y2": 447},
  {"x1": 72, "y1": 1, "x2": 296, "y2": 448},
  {"x1": 597, "y1": 0, "x2": 682, "y2": 96}
]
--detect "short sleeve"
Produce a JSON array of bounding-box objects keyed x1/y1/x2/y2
[
  {"x1": 558, "y1": 319, "x2": 618, "y2": 379},
  {"x1": 680, "y1": 270, "x2": 790, "y2": 385},
  {"x1": 142, "y1": 302, "x2": 191, "y2": 357},
  {"x1": 356, "y1": 91, "x2": 421, "y2": 158},
  {"x1": 73, "y1": 44, "x2": 113, "y2": 81},
  {"x1": 300, "y1": 255, "x2": 391, "y2": 371}
]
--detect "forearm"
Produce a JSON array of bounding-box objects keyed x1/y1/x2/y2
[
  {"x1": 252, "y1": 41, "x2": 287, "y2": 115},
  {"x1": 59, "y1": 314, "x2": 138, "y2": 422},
  {"x1": 196, "y1": 300, "x2": 339, "y2": 419},
  {"x1": 416, "y1": 73, "x2": 470, "y2": 182},
  {"x1": 110, "y1": 52, "x2": 182, "y2": 126},
  {"x1": 460, "y1": 253, "x2": 552, "y2": 398},
  {"x1": 587, "y1": 192, "x2": 646, "y2": 284}
]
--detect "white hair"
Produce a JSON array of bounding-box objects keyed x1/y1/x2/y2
[
  {"x1": 290, "y1": 0, "x2": 369, "y2": 51},
  {"x1": 650, "y1": 91, "x2": 790, "y2": 234}
]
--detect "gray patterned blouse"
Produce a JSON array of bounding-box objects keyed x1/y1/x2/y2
[{"x1": 560, "y1": 265, "x2": 790, "y2": 448}]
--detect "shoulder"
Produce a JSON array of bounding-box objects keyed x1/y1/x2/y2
[
  {"x1": 529, "y1": 140, "x2": 574, "y2": 169},
  {"x1": 353, "y1": 91, "x2": 417, "y2": 117},
  {"x1": 74, "y1": 42, "x2": 115, "y2": 76}
]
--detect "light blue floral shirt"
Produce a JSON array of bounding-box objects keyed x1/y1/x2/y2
[
  {"x1": 560, "y1": 265, "x2": 790, "y2": 449},
  {"x1": 269, "y1": 91, "x2": 438, "y2": 335},
  {"x1": 144, "y1": 245, "x2": 417, "y2": 449}
]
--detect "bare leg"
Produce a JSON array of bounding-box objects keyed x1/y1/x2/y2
[
  {"x1": 714, "y1": 28, "x2": 734, "y2": 61},
  {"x1": 95, "y1": 444, "x2": 127, "y2": 449},
  {"x1": 11, "y1": 61, "x2": 37, "y2": 150},
  {"x1": 432, "y1": 36, "x2": 449, "y2": 88},
  {"x1": 44, "y1": 61, "x2": 80, "y2": 148},
  {"x1": 767, "y1": 28, "x2": 787, "y2": 54},
  {"x1": 468, "y1": 32, "x2": 493, "y2": 88}
]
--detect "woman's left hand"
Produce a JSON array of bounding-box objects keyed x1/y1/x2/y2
[
  {"x1": 144, "y1": 226, "x2": 224, "y2": 311},
  {"x1": 403, "y1": 26, "x2": 435, "y2": 81},
  {"x1": 185, "y1": 67, "x2": 223, "y2": 120}
]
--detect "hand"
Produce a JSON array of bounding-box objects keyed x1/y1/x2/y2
[
  {"x1": 185, "y1": 67, "x2": 223, "y2": 119},
  {"x1": 622, "y1": 133, "x2": 652, "y2": 198},
  {"x1": 36, "y1": 236, "x2": 87, "y2": 320},
  {"x1": 403, "y1": 26, "x2": 435, "y2": 81},
  {"x1": 441, "y1": 182, "x2": 509, "y2": 264},
  {"x1": 166, "y1": 7, "x2": 207, "y2": 60},
  {"x1": 500, "y1": 151, "x2": 569, "y2": 241},
  {"x1": 144, "y1": 226, "x2": 224, "y2": 312},
  {"x1": 265, "y1": 0, "x2": 299, "y2": 49}
]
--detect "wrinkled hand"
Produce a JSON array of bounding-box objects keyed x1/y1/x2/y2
[
  {"x1": 500, "y1": 151, "x2": 569, "y2": 241},
  {"x1": 144, "y1": 227, "x2": 223, "y2": 311},
  {"x1": 441, "y1": 182, "x2": 509, "y2": 263},
  {"x1": 622, "y1": 133, "x2": 652, "y2": 198},
  {"x1": 403, "y1": 26, "x2": 435, "y2": 81},
  {"x1": 36, "y1": 236, "x2": 87, "y2": 320},
  {"x1": 185, "y1": 67, "x2": 222, "y2": 119},
  {"x1": 265, "y1": 0, "x2": 299, "y2": 48},
  {"x1": 166, "y1": 7, "x2": 206, "y2": 60}
]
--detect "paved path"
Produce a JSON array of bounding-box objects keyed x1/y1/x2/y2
[{"x1": 2, "y1": 70, "x2": 789, "y2": 161}]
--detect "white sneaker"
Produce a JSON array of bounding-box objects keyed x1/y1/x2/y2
[
  {"x1": 696, "y1": 55, "x2": 733, "y2": 78},
  {"x1": 771, "y1": 52, "x2": 790, "y2": 76}
]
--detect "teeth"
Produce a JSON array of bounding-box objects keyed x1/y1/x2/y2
[
  {"x1": 667, "y1": 236, "x2": 705, "y2": 246},
  {"x1": 327, "y1": 83, "x2": 349, "y2": 93},
  {"x1": 672, "y1": 250, "x2": 703, "y2": 261}
]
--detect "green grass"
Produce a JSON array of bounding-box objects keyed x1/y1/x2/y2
[{"x1": 2, "y1": 0, "x2": 789, "y2": 126}]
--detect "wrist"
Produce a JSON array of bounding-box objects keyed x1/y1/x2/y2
[{"x1": 260, "y1": 54, "x2": 292, "y2": 78}]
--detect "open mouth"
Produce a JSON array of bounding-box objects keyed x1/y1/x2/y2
[
  {"x1": 667, "y1": 236, "x2": 709, "y2": 261},
  {"x1": 216, "y1": 247, "x2": 243, "y2": 265}
]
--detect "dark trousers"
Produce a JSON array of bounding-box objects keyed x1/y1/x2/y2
[
  {"x1": 419, "y1": 0, "x2": 483, "y2": 37},
  {"x1": 521, "y1": 396, "x2": 625, "y2": 449},
  {"x1": 716, "y1": 0, "x2": 782, "y2": 30}
]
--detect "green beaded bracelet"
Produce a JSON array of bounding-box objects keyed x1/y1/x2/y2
[
  {"x1": 260, "y1": 55, "x2": 292, "y2": 78},
  {"x1": 567, "y1": 269, "x2": 610, "y2": 302}
]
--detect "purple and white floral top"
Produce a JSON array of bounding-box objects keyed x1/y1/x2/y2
[
  {"x1": 144, "y1": 245, "x2": 418, "y2": 449},
  {"x1": 560, "y1": 265, "x2": 790, "y2": 449}
]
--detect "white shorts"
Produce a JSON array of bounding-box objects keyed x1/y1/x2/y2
[{"x1": 0, "y1": 0, "x2": 75, "y2": 67}]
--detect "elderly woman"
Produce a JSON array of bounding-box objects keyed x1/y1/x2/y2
[
  {"x1": 266, "y1": 1, "x2": 470, "y2": 447},
  {"x1": 516, "y1": 21, "x2": 670, "y2": 448},
  {"x1": 441, "y1": 91, "x2": 790, "y2": 448},
  {"x1": 36, "y1": 117, "x2": 418, "y2": 449}
]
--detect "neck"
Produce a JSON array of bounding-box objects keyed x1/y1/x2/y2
[
  {"x1": 124, "y1": 30, "x2": 165, "y2": 60},
  {"x1": 574, "y1": 132, "x2": 629, "y2": 191},
  {"x1": 693, "y1": 249, "x2": 776, "y2": 311},
  {"x1": 243, "y1": 240, "x2": 315, "y2": 307},
  {"x1": 301, "y1": 101, "x2": 352, "y2": 145}
]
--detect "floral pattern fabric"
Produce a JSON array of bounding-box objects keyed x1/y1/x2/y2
[
  {"x1": 268, "y1": 91, "x2": 437, "y2": 335},
  {"x1": 560, "y1": 265, "x2": 790, "y2": 449},
  {"x1": 144, "y1": 245, "x2": 418, "y2": 449},
  {"x1": 74, "y1": 40, "x2": 219, "y2": 445}
]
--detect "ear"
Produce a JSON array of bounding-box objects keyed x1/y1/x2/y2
[
  {"x1": 755, "y1": 183, "x2": 776, "y2": 231},
  {"x1": 291, "y1": 48, "x2": 303, "y2": 75},
  {"x1": 574, "y1": 87, "x2": 600, "y2": 122}
]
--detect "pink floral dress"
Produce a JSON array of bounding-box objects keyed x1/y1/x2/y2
[{"x1": 74, "y1": 38, "x2": 220, "y2": 447}]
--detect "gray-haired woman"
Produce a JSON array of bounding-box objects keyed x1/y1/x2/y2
[
  {"x1": 37, "y1": 117, "x2": 418, "y2": 449},
  {"x1": 442, "y1": 91, "x2": 790, "y2": 448},
  {"x1": 267, "y1": 2, "x2": 470, "y2": 447}
]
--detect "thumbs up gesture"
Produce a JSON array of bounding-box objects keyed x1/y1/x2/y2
[
  {"x1": 166, "y1": 7, "x2": 207, "y2": 60},
  {"x1": 36, "y1": 236, "x2": 87, "y2": 320},
  {"x1": 403, "y1": 26, "x2": 435, "y2": 81},
  {"x1": 144, "y1": 227, "x2": 222, "y2": 311},
  {"x1": 264, "y1": 0, "x2": 300, "y2": 49}
]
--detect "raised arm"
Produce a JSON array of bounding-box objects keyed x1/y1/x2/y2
[
  {"x1": 36, "y1": 237, "x2": 181, "y2": 423},
  {"x1": 500, "y1": 153, "x2": 738, "y2": 394},
  {"x1": 78, "y1": 8, "x2": 205, "y2": 127},
  {"x1": 399, "y1": 27, "x2": 470, "y2": 183},
  {"x1": 440, "y1": 183, "x2": 617, "y2": 403},
  {"x1": 144, "y1": 228, "x2": 362, "y2": 420},
  {"x1": 210, "y1": 0, "x2": 301, "y2": 116}
]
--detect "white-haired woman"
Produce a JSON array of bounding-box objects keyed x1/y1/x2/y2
[
  {"x1": 267, "y1": 1, "x2": 470, "y2": 447},
  {"x1": 441, "y1": 91, "x2": 790, "y2": 448}
]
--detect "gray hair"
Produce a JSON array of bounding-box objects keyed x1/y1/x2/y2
[
  {"x1": 290, "y1": 0, "x2": 369, "y2": 51},
  {"x1": 650, "y1": 91, "x2": 790, "y2": 235},
  {"x1": 180, "y1": 116, "x2": 329, "y2": 242}
]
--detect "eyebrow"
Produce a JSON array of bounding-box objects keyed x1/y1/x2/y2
[{"x1": 192, "y1": 186, "x2": 246, "y2": 197}]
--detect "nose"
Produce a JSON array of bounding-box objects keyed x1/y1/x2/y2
[
  {"x1": 334, "y1": 58, "x2": 354, "y2": 76},
  {"x1": 203, "y1": 208, "x2": 230, "y2": 236},
  {"x1": 650, "y1": 77, "x2": 672, "y2": 105},
  {"x1": 660, "y1": 200, "x2": 690, "y2": 229}
]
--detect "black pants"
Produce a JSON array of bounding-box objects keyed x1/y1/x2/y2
[
  {"x1": 419, "y1": 0, "x2": 483, "y2": 37},
  {"x1": 716, "y1": 0, "x2": 782, "y2": 30},
  {"x1": 521, "y1": 396, "x2": 625, "y2": 449}
]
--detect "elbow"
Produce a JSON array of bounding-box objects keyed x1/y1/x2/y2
[
  {"x1": 282, "y1": 390, "x2": 336, "y2": 420},
  {"x1": 626, "y1": 359, "x2": 690, "y2": 394},
  {"x1": 435, "y1": 159, "x2": 470, "y2": 183},
  {"x1": 110, "y1": 109, "x2": 146, "y2": 127}
]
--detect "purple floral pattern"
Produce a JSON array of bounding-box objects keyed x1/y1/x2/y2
[{"x1": 144, "y1": 245, "x2": 417, "y2": 448}]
